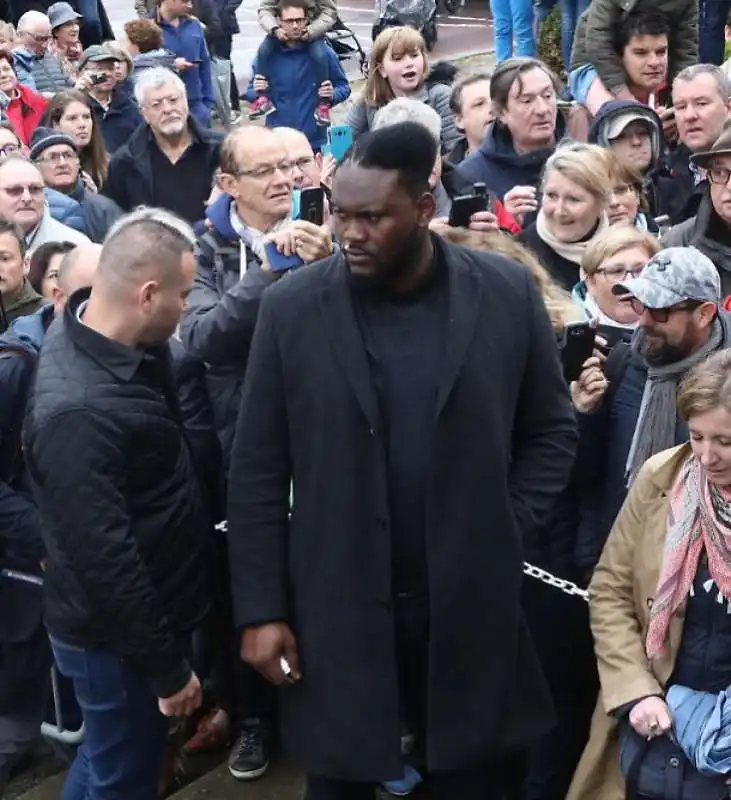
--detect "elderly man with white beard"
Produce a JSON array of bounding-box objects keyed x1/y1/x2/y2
[{"x1": 102, "y1": 67, "x2": 222, "y2": 223}]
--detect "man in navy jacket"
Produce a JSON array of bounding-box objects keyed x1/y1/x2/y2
[{"x1": 153, "y1": 0, "x2": 214, "y2": 126}]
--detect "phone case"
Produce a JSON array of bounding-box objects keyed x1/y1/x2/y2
[
  {"x1": 327, "y1": 125, "x2": 353, "y2": 163},
  {"x1": 265, "y1": 241, "x2": 304, "y2": 272}
]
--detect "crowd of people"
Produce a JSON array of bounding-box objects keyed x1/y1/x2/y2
[{"x1": 3, "y1": 0, "x2": 731, "y2": 798}]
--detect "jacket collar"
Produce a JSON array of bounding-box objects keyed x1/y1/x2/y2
[
  {"x1": 318, "y1": 236, "x2": 482, "y2": 427},
  {"x1": 648, "y1": 443, "x2": 692, "y2": 494},
  {"x1": 64, "y1": 287, "x2": 158, "y2": 383}
]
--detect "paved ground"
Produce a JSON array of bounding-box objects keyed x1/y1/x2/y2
[{"x1": 104, "y1": 0, "x2": 494, "y2": 81}]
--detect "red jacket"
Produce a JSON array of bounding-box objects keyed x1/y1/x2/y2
[{"x1": 6, "y1": 84, "x2": 48, "y2": 147}]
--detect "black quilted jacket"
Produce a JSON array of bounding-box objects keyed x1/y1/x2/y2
[{"x1": 23, "y1": 290, "x2": 211, "y2": 699}]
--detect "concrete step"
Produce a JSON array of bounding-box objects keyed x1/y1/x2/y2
[{"x1": 170, "y1": 760, "x2": 304, "y2": 800}]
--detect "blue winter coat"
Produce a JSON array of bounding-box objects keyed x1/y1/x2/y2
[
  {"x1": 243, "y1": 39, "x2": 350, "y2": 150},
  {"x1": 45, "y1": 187, "x2": 86, "y2": 235},
  {"x1": 155, "y1": 14, "x2": 215, "y2": 125}
]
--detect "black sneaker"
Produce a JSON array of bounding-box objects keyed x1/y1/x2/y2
[{"x1": 227, "y1": 719, "x2": 269, "y2": 781}]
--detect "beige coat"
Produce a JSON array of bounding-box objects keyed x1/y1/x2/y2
[{"x1": 567, "y1": 443, "x2": 692, "y2": 800}]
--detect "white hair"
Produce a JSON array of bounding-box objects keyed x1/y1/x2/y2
[
  {"x1": 105, "y1": 206, "x2": 196, "y2": 249},
  {"x1": 372, "y1": 97, "x2": 442, "y2": 147},
  {"x1": 17, "y1": 10, "x2": 50, "y2": 31},
  {"x1": 133, "y1": 66, "x2": 186, "y2": 107}
]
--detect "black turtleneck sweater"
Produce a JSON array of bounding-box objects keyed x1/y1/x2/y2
[{"x1": 353, "y1": 255, "x2": 448, "y2": 596}]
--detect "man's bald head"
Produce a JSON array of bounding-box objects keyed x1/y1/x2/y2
[
  {"x1": 273, "y1": 127, "x2": 320, "y2": 188},
  {"x1": 53, "y1": 243, "x2": 102, "y2": 313}
]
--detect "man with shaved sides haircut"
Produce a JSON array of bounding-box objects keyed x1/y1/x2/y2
[{"x1": 23, "y1": 208, "x2": 211, "y2": 800}]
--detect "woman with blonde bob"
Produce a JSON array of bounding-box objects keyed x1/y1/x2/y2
[
  {"x1": 568, "y1": 346, "x2": 731, "y2": 800},
  {"x1": 573, "y1": 227, "x2": 660, "y2": 343},
  {"x1": 345, "y1": 26, "x2": 460, "y2": 153},
  {"x1": 517, "y1": 142, "x2": 613, "y2": 292}
]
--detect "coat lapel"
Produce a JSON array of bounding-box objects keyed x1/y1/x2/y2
[
  {"x1": 319, "y1": 259, "x2": 380, "y2": 429},
  {"x1": 435, "y1": 248, "x2": 482, "y2": 419}
]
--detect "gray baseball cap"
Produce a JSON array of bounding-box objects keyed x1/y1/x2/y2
[{"x1": 612, "y1": 247, "x2": 721, "y2": 308}]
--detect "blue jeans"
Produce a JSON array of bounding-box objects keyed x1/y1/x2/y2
[
  {"x1": 491, "y1": 0, "x2": 536, "y2": 61},
  {"x1": 559, "y1": 0, "x2": 589, "y2": 68},
  {"x1": 256, "y1": 35, "x2": 330, "y2": 87},
  {"x1": 51, "y1": 639, "x2": 169, "y2": 800},
  {"x1": 534, "y1": 0, "x2": 557, "y2": 30},
  {"x1": 699, "y1": 0, "x2": 731, "y2": 64}
]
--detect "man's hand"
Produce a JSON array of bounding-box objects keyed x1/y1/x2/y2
[
  {"x1": 318, "y1": 80, "x2": 333, "y2": 99},
  {"x1": 174, "y1": 57, "x2": 194, "y2": 71},
  {"x1": 253, "y1": 74, "x2": 269, "y2": 93},
  {"x1": 274, "y1": 27, "x2": 288, "y2": 42},
  {"x1": 242, "y1": 622, "x2": 301, "y2": 685},
  {"x1": 570, "y1": 356, "x2": 608, "y2": 414},
  {"x1": 657, "y1": 106, "x2": 678, "y2": 144},
  {"x1": 320, "y1": 153, "x2": 337, "y2": 189},
  {"x1": 289, "y1": 220, "x2": 332, "y2": 262},
  {"x1": 429, "y1": 210, "x2": 500, "y2": 234},
  {"x1": 74, "y1": 74, "x2": 93, "y2": 93},
  {"x1": 158, "y1": 672, "x2": 202, "y2": 717},
  {"x1": 629, "y1": 696, "x2": 672, "y2": 739},
  {"x1": 503, "y1": 185, "x2": 537, "y2": 223}
]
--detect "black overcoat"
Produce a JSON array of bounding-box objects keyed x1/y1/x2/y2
[{"x1": 227, "y1": 238, "x2": 578, "y2": 781}]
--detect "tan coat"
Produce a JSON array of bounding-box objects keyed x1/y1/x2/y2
[{"x1": 567, "y1": 443, "x2": 692, "y2": 800}]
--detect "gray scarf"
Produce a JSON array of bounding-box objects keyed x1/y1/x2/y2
[{"x1": 625, "y1": 318, "x2": 724, "y2": 487}]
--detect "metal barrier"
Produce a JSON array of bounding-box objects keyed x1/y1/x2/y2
[{"x1": 0, "y1": 568, "x2": 85, "y2": 749}]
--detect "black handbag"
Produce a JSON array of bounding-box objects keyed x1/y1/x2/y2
[{"x1": 619, "y1": 721, "x2": 729, "y2": 800}]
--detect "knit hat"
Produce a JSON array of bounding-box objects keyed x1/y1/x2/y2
[{"x1": 29, "y1": 127, "x2": 78, "y2": 161}]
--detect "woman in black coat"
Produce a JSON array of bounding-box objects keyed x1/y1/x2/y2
[{"x1": 518, "y1": 143, "x2": 612, "y2": 292}]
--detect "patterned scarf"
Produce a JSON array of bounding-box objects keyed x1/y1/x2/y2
[{"x1": 646, "y1": 456, "x2": 731, "y2": 659}]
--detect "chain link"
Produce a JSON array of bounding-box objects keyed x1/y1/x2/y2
[
  {"x1": 522, "y1": 562, "x2": 589, "y2": 602},
  {"x1": 217, "y1": 521, "x2": 587, "y2": 603}
]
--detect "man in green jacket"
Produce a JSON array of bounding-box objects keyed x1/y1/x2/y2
[{"x1": 569, "y1": 1, "x2": 697, "y2": 115}]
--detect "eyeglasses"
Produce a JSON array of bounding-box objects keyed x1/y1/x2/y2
[
  {"x1": 291, "y1": 156, "x2": 315, "y2": 170},
  {"x1": 594, "y1": 265, "x2": 645, "y2": 283},
  {"x1": 708, "y1": 167, "x2": 731, "y2": 186},
  {"x1": 145, "y1": 94, "x2": 185, "y2": 110},
  {"x1": 0, "y1": 184, "x2": 44, "y2": 198},
  {"x1": 629, "y1": 298, "x2": 702, "y2": 322},
  {"x1": 36, "y1": 150, "x2": 78, "y2": 165},
  {"x1": 235, "y1": 160, "x2": 294, "y2": 180},
  {"x1": 280, "y1": 15, "x2": 306, "y2": 23},
  {"x1": 0, "y1": 144, "x2": 20, "y2": 158},
  {"x1": 26, "y1": 32, "x2": 51, "y2": 43}
]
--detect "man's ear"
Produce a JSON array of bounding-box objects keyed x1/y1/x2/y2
[{"x1": 417, "y1": 190, "x2": 436, "y2": 226}]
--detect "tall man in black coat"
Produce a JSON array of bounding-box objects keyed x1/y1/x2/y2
[{"x1": 227, "y1": 122, "x2": 578, "y2": 799}]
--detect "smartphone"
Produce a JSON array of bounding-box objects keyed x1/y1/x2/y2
[
  {"x1": 448, "y1": 182, "x2": 490, "y2": 228},
  {"x1": 562, "y1": 321, "x2": 596, "y2": 382},
  {"x1": 327, "y1": 125, "x2": 353, "y2": 163},
  {"x1": 189, "y1": 59, "x2": 202, "y2": 65},
  {"x1": 265, "y1": 240, "x2": 303, "y2": 272},
  {"x1": 299, "y1": 186, "x2": 324, "y2": 226}
]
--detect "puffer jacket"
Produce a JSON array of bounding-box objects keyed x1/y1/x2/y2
[
  {"x1": 346, "y1": 82, "x2": 461, "y2": 154},
  {"x1": 67, "y1": 179, "x2": 122, "y2": 243},
  {"x1": 257, "y1": 0, "x2": 337, "y2": 38},
  {"x1": 179, "y1": 193, "x2": 276, "y2": 467},
  {"x1": 12, "y1": 48, "x2": 73, "y2": 95},
  {"x1": 23, "y1": 289, "x2": 211, "y2": 699},
  {"x1": 570, "y1": 0, "x2": 698, "y2": 94},
  {"x1": 45, "y1": 187, "x2": 86, "y2": 235}
]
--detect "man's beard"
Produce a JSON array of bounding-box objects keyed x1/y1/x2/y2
[
  {"x1": 346, "y1": 226, "x2": 426, "y2": 290},
  {"x1": 638, "y1": 329, "x2": 694, "y2": 366}
]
